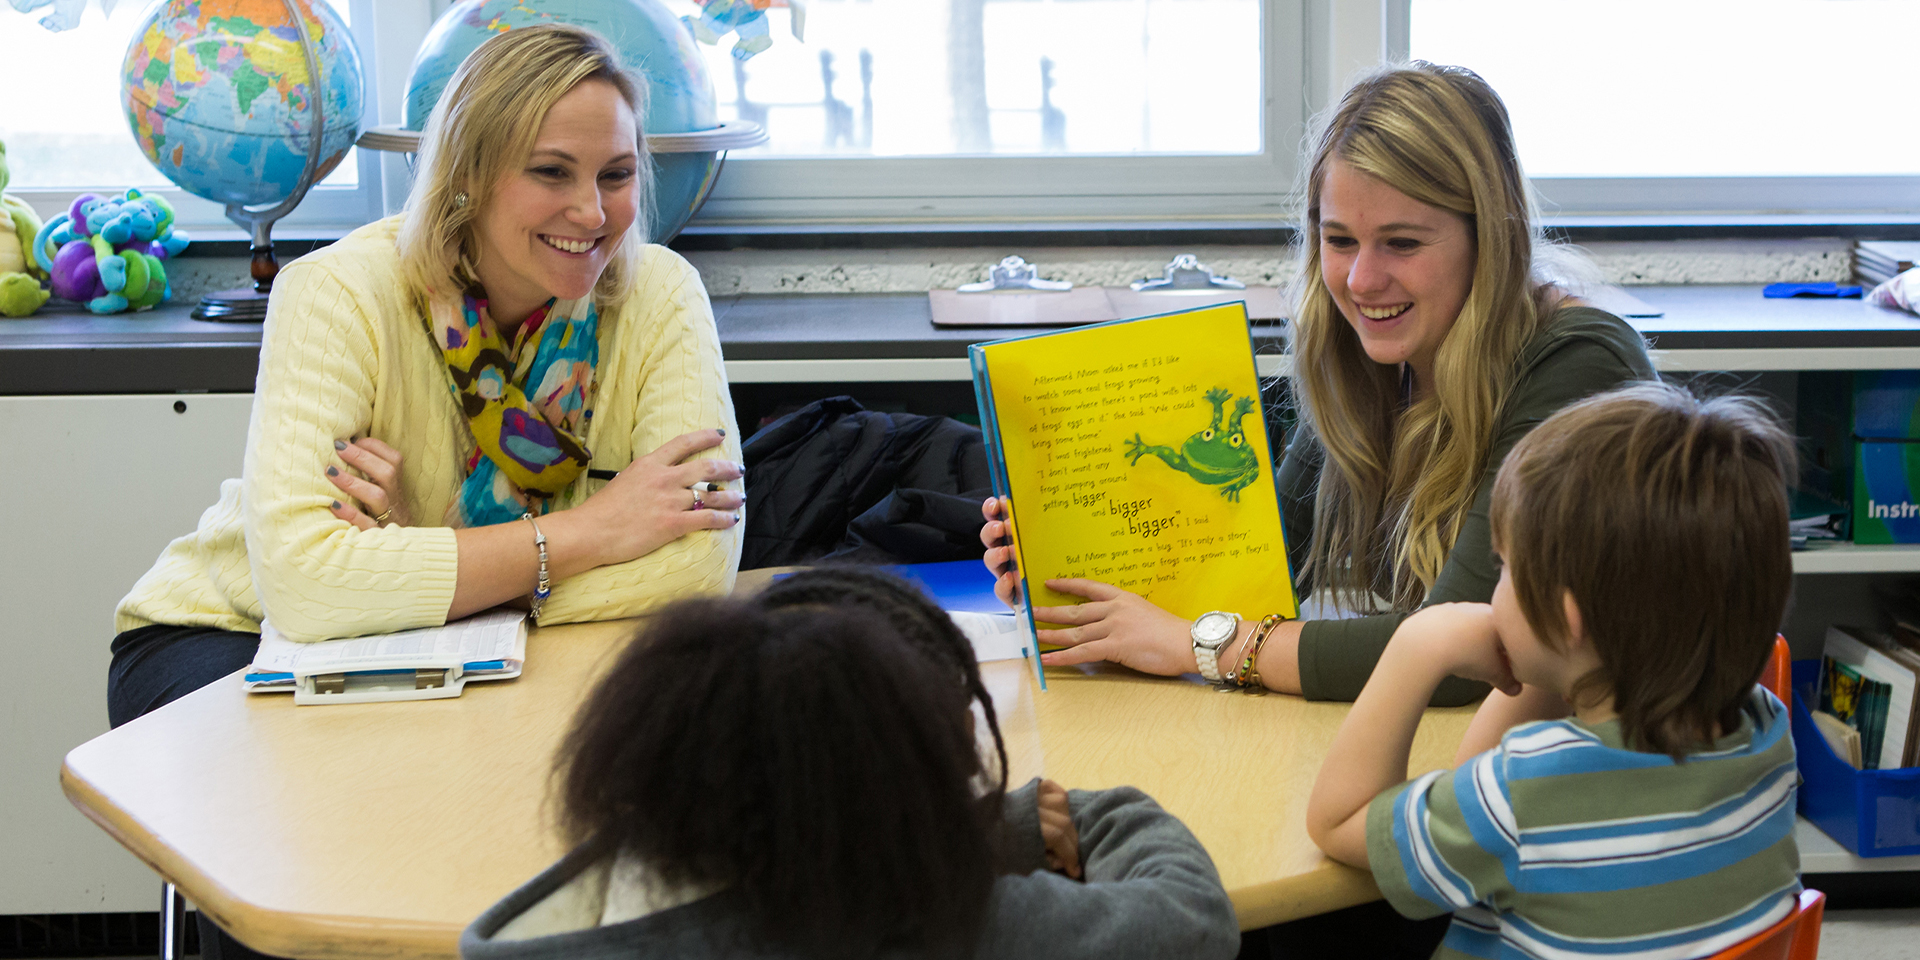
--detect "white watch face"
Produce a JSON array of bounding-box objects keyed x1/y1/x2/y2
[{"x1": 1193, "y1": 611, "x2": 1237, "y2": 649}]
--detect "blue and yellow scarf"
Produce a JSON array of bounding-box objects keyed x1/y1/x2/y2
[{"x1": 430, "y1": 291, "x2": 598, "y2": 528}]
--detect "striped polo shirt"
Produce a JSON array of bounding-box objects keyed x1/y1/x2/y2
[{"x1": 1366, "y1": 687, "x2": 1800, "y2": 960}]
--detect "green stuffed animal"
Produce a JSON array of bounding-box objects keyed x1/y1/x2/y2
[{"x1": 0, "y1": 137, "x2": 52, "y2": 318}]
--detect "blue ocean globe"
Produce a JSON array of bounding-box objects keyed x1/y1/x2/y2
[
  {"x1": 405, "y1": 0, "x2": 724, "y2": 241},
  {"x1": 122, "y1": 0, "x2": 365, "y2": 210}
]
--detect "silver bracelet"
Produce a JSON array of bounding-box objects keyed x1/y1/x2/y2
[{"x1": 522, "y1": 512, "x2": 551, "y2": 620}]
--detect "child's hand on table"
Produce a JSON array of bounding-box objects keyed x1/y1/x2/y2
[{"x1": 1037, "y1": 778, "x2": 1083, "y2": 880}]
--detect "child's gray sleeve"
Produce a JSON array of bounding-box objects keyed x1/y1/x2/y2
[
  {"x1": 996, "y1": 778, "x2": 1049, "y2": 874},
  {"x1": 972, "y1": 785, "x2": 1240, "y2": 960}
]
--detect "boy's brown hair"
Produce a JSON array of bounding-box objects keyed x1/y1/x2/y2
[{"x1": 1489, "y1": 382, "x2": 1795, "y2": 758}]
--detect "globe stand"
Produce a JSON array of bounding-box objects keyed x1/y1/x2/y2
[
  {"x1": 192, "y1": 0, "x2": 327, "y2": 324},
  {"x1": 191, "y1": 220, "x2": 281, "y2": 321}
]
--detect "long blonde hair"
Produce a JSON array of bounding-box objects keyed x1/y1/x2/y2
[
  {"x1": 397, "y1": 24, "x2": 653, "y2": 314},
  {"x1": 1292, "y1": 62, "x2": 1567, "y2": 611}
]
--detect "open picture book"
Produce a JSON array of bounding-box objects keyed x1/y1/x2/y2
[{"x1": 970, "y1": 302, "x2": 1299, "y2": 689}]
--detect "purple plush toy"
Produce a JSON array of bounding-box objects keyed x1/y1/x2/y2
[{"x1": 32, "y1": 188, "x2": 189, "y2": 313}]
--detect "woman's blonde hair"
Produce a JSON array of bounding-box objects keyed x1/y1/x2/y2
[
  {"x1": 1291, "y1": 62, "x2": 1573, "y2": 611},
  {"x1": 397, "y1": 24, "x2": 653, "y2": 313}
]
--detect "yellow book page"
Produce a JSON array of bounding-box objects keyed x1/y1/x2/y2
[{"x1": 979, "y1": 303, "x2": 1297, "y2": 621}]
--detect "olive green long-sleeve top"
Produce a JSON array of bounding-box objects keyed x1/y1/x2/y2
[{"x1": 1277, "y1": 307, "x2": 1655, "y2": 705}]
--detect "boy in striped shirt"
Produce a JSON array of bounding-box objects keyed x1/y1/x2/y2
[{"x1": 1307, "y1": 382, "x2": 1802, "y2": 960}]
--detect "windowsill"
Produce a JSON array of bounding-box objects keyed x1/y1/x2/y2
[
  {"x1": 6, "y1": 284, "x2": 1919, "y2": 397},
  {"x1": 673, "y1": 216, "x2": 1920, "y2": 250},
  {"x1": 1541, "y1": 215, "x2": 1920, "y2": 243},
  {"x1": 145, "y1": 230, "x2": 351, "y2": 260},
  {"x1": 157, "y1": 214, "x2": 1920, "y2": 258}
]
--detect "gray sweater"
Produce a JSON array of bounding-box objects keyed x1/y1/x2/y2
[{"x1": 460, "y1": 779, "x2": 1239, "y2": 960}]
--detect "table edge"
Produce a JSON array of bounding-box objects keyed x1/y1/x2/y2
[
  {"x1": 62, "y1": 755, "x2": 466, "y2": 959},
  {"x1": 1229, "y1": 861, "x2": 1382, "y2": 930}
]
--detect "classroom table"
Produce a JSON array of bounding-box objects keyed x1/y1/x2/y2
[{"x1": 62, "y1": 583, "x2": 1477, "y2": 960}]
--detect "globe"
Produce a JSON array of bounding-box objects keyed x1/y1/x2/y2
[
  {"x1": 405, "y1": 0, "x2": 723, "y2": 241},
  {"x1": 121, "y1": 0, "x2": 365, "y2": 211}
]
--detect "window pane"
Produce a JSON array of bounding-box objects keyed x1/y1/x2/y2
[
  {"x1": 666, "y1": 0, "x2": 1262, "y2": 157},
  {"x1": 0, "y1": 0, "x2": 359, "y2": 192},
  {"x1": 1410, "y1": 0, "x2": 1920, "y2": 177}
]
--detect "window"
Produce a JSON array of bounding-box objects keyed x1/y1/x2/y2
[
  {"x1": 678, "y1": 0, "x2": 1305, "y2": 224},
  {"x1": 669, "y1": 0, "x2": 1263, "y2": 157},
  {"x1": 1406, "y1": 0, "x2": 1920, "y2": 219},
  {"x1": 1, "y1": 0, "x2": 382, "y2": 233},
  {"x1": 4, "y1": 0, "x2": 1323, "y2": 231}
]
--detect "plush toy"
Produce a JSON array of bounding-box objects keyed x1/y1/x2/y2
[
  {"x1": 684, "y1": 0, "x2": 806, "y2": 61},
  {"x1": 0, "y1": 136, "x2": 51, "y2": 318},
  {"x1": 32, "y1": 186, "x2": 189, "y2": 314}
]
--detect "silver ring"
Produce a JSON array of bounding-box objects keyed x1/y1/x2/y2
[{"x1": 691, "y1": 491, "x2": 705, "y2": 510}]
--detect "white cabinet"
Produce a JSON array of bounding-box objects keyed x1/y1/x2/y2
[{"x1": 0, "y1": 394, "x2": 252, "y2": 913}]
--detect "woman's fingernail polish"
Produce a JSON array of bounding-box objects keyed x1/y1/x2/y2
[
  {"x1": 331, "y1": 500, "x2": 343, "y2": 510},
  {"x1": 326, "y1": 466, "x2": 339, "y2": 476},
  {"x1": 334, "y1": 440, "x2": 347, "y2": 451},
  {"x1": 716, "y1": 428, "x2": 726, "y2": 437}
]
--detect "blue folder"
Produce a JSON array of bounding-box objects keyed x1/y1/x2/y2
[{"x1": 885, "y1": 560, "x2": 1008, "y2": 614}]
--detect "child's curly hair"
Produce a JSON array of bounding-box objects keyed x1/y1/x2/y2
[{"x1": 555, "y1": 567, "x2": 1006, "y2": 958}]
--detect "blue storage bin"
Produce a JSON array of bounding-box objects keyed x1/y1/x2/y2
[{"x1": 1790, "y1": 660, "x2": 1920, "y2": 857}]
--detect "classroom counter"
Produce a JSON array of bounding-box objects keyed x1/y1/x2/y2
[{"x1": 4, "y1": 285, "x2": 1919, "y2": 395}]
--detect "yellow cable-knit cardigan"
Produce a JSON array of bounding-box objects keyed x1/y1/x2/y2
[{"x1": 116, "y1": 217, "x2": 742, "y2": 643}]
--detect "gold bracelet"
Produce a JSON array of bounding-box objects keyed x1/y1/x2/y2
[{"x1": 1227, "y1": 614, "x2": 1285, "y2": 694}]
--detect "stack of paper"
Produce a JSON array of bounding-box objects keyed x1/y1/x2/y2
[
  {"x1": 1857, "y1": 241, "x2": 1920, "y2": 287},
  {"x1": 246, "y1": 609, "x2": 528, "y2": 705}
]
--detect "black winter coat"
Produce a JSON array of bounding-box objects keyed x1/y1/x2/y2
[{"x1": 740, "y1": 397, "x2": 995, "y2": 569}]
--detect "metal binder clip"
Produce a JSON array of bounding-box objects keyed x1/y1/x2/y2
[
  {"x1": 957, "y1": 256, "x2": 1073, "y2": 293},
  {"x1": 1131, "y1": 254, "x2": 1246, "y2": 292}
]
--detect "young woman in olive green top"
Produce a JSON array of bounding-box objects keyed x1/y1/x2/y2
[{"x1": 979, "y1": 63, "x2": 1654, "y2": 705}]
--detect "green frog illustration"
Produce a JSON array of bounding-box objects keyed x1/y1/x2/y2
[{"x1": 1124, "y1": 388, "x2": 1262, "y2": 501}]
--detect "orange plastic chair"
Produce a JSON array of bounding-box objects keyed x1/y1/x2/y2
[
  {"x1": 1758, "y1": 634, "x2": 1792, "y2": 704},
  {"x1": 1706, "y1": 888, "x2": 1825, "y2": 960}
]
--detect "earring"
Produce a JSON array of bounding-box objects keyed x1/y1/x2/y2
[{"x1": 454, "y1": 192, "x2": 469, "y2": 208}]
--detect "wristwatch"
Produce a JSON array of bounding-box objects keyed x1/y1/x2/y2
[{"x1": 1190, "y1": 610, "x2": 1241, "y2": 682}]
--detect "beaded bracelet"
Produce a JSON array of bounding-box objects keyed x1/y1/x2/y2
[
  {"x1": 1226, "y1": 613, "x2": 1286, "y2": 695},
  {"x1": 522, "y1": 511, "x2": 551, "y2": 620}
]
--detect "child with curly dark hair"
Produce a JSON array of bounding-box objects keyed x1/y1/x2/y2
[{"x1": 462, "y1": 568, "x2": 1239, "y2": 960}]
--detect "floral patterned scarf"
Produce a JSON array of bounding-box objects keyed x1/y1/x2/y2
[{"x1": 430, "y1": 290, "x2": 598, "y2": 527}]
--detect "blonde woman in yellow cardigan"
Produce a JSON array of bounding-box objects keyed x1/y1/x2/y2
[{"x1": 110, "y1": 25, "x2": 742, "y2": 755}]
